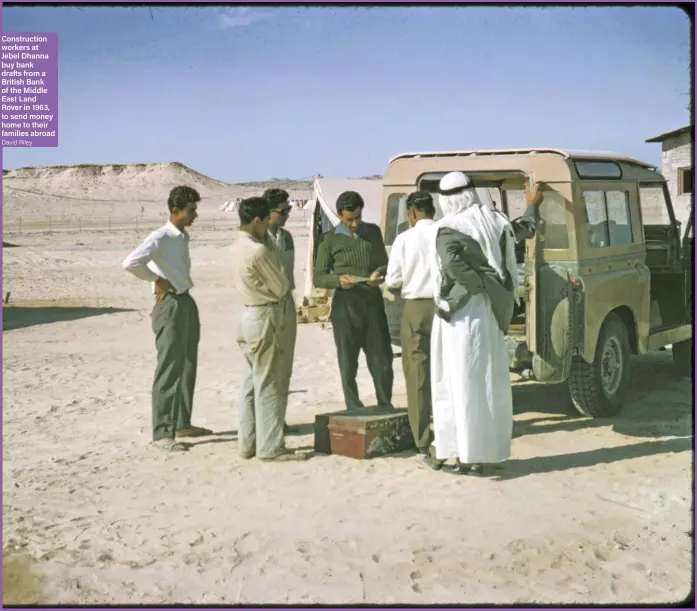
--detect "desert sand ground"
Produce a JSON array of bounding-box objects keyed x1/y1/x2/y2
[{"x1": 2, "y1": 192, "x2": 694, "y2": 605}]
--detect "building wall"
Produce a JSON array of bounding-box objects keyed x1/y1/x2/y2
[{"x1": 661, "y1": 131, "x2": 693, "y2": 228}]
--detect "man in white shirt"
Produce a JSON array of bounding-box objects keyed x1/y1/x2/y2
[
  {"x1": 123, "y1": 185, "x2": 212, "y2": 452},
  {"x1": 385, "y1": 191, "x2": 437, "y2": 454}
]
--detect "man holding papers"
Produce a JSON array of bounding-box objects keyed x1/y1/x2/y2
[{"x1": 314, "y1": 190, "x2": 394, "y2": 412}]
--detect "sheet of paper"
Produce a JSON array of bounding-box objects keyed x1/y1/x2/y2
[{"x1": 349, "y1": 275, "x2": 373, "y2": 283}]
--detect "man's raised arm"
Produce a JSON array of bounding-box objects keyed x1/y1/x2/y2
[{"x1": 511, "y1": 181, "x2": 544, "y2": 242}]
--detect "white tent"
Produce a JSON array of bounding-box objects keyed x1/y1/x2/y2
[
  {"x1": 220, "y1": 200, "x2": 239, "y2": 213},
  {"x1": 302, "y1": 176, "x2": 383, "y2": 301}
]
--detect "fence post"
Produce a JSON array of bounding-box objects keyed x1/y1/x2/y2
[
  {"x1": 49, "y1": 216, "x2": 52, "y2": 234},
  {"x1": 18, "y1": 217, "x2": 22, "y2": 235},
  {"x1": 79, "y1": 218, "x2": 82, "y2": 233}
]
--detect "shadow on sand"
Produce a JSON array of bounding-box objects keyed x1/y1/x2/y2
[
  {"x1": 511, "y1": 350, "x2": 693, "y2": 440},
  {"x1": 3, "y1": 552, "x2": 45, "y2": 606},
  {"x1": 189, "y1": 352, "x2": 692, "y2": 475},
  {"x1": 3, "y1": 306, "x2": 134, "y2": 331},
  {"x1": 491, "y1": 436, "x2": 692, "y2": 481}
]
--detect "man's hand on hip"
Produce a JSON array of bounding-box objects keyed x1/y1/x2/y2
[{"x1": 154, "y1": 278, "x2": 174, "y2": 304}]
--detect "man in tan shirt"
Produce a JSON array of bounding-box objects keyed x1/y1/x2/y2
[{"x1": 231, "y1": 197, "x2": 306, "y2": 462}]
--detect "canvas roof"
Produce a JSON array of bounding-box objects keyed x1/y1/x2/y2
[{"x1": 306, "y1": 176, "x2": 383, "y2": 225}]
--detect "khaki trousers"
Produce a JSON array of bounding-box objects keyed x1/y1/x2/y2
[
  {"x1": 277, "y1": 292, "x2": 297, "y2": 420},
  {"x1": 401, "y1": 298, "x2": 435, "y2": 449},
  {"x1": 236, "y1": 304, "x2": 285, "y2": 459}
]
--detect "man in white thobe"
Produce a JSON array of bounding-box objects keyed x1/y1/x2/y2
[{"x1": 428, "y1": 171, "x2": 519, "y2": 475}]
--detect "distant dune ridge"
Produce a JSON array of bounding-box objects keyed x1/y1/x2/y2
[
  {"x1": 3, "y1": 162, "x2": 382, "y2": 201},
  {"x1": 1, "y1": 161, "x2": 381, "y2": 225}
]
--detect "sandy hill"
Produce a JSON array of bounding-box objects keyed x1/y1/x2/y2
[
  {"x1": 2, "y1": 162, "x2": 236, "y2": 203},
  {"x1": 2, "y1": 163, "x2": 380, "y2": 204},
  {"x1": 1, "y1": 163, "x2": 383, "y2": 224}
]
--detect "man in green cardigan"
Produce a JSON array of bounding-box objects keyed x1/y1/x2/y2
[{"x1": 314, "y1": 191, "x2": 394, "y2": 411}]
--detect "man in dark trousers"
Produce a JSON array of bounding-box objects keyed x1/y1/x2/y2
[
  {"x1": 314, "y1": 191, "x2": 394, "y2": 411},
  {"x1": 384, "y1": 191, "x2": 437, "y2": 453},
  {"x1": 123, "y1": 185, "x2": 212, "y2": 452}
]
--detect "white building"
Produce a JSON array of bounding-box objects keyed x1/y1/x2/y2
[{"x1": 645, "y1": 125, "x2": 693, "y2": 227}]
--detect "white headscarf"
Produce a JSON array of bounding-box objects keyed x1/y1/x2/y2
[{"x1": 431, "y1": 177, "x2": 519, "y2": 309}]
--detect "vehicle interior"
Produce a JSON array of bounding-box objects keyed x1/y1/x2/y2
[{"x1": 638, "y1": 183, "x2": 693, "y2": 332}]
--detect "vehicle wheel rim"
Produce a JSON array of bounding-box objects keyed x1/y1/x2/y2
[{"x1": 600, "y1": 336, "x2": 623, "y2": 396}]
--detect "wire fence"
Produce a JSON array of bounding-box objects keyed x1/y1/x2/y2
[
  {"x1": 4, "y1": 209, "x2": 313, "y2": 235},
  {"x1": 3, "y1": 214, "x2": 235, "y2": 235}
]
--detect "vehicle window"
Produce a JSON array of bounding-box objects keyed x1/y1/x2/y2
[
  {"x1": 384, "y1": 193, "x2": 406, "y2": 246},
  {"x1": 583, "y1": 191, "x2": 610, "y2": 247},
  {"x1": 606, "y1": 191, "x2": 633, "y2": 245},
  {"x1": 638, "y1": 184, "x2": 671, "y2": 224},
  {"x1": 582, "y1": 190, "x2": 633, "y2": 248},
  {"x1": 503, "y1": 189, "x2": 527, "y2": 218},
  {"x1": 504, "y1": 189, "x2": 569, "y2": 250},
  {"x1": 540, "y1": 192, "x2": 570, "y2": 250},
  {"x1": 574, "y1": 161, "x2": 622, "y2": 179}
]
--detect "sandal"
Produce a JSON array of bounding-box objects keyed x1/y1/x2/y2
[
  {"x1": 423, "y1": 446, "x2": 446, "y2": 471},
  {"x1": 468, "y1": 463, "x2": 485, "y2": 476},
  {"x1": 446, "y1": 461, "x2": 485, "y2": 476},
  {"x1": 151, "y1": 438, "x2": 189, "y2": 452}
]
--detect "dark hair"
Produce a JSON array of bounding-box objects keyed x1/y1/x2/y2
[
  {"x1": 263, "y1": 188, "x2": 289, "y2": 208},
  {"x1": 406, "y1": 191, "x2": 435, "y2": 216},
  {"x1": 168, "y1": 185, "x2": 200, "y2": 213},
  {"x1": 336, "y1": 191, "x2": 364, "y2": 215},
  {"x1": 238, "y1": 196, "x2": 270, "y2": 226}
]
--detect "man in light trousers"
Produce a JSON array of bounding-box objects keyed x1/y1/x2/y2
[
  {"x1": 230, "y1": 196, "x2": 306, "y2": 462},
  {"x1": 263, "y1": 188, "x2": 298, "y2": 434}
]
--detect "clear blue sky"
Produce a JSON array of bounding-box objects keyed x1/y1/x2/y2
[{"x1": 2, "y1": 5, "x2": 691, "y2": 183}]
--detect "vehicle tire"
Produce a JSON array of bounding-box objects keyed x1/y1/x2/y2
[
  {"x1": 568, "y1": 313, "x2": 632, "y2": 418},
  {"x1": 672, "y1": 340, "x2": 693, "y2": 376}
]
